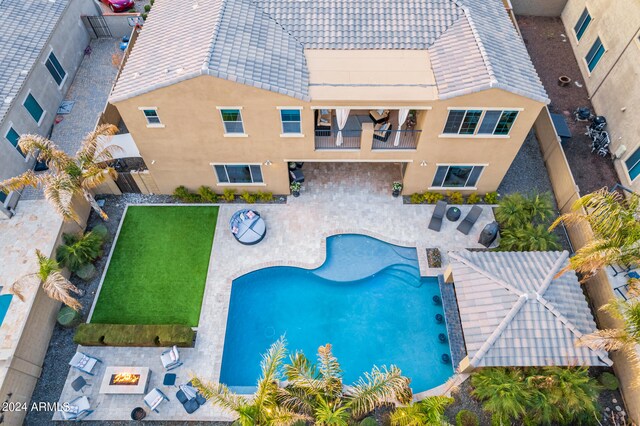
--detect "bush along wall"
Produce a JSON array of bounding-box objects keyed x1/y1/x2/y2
[
  {"x1": 173, "y1": 186, "x2": 285, "y2": 204},
  {"x1": 407, "y1": 191, "x2": 499, "y2": 205},
  {"x1": 74, "y1": 324, "x2": 195, "y2": 347}
]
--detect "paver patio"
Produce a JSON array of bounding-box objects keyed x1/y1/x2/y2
[{"x1": 54, "y1": 163, "x2": 495, "y2": 422}]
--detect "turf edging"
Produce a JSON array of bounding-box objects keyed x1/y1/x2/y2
[{"x1": 74, "y1": 323, "x2": 195, "y2": 347}]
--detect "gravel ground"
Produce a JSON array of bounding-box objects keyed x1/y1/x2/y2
[{"x1": 517, "y1": 16, "x2": 619, "y2": 195}]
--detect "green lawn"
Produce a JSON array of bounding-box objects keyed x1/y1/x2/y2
[{"x1": 90, "y1": 206, "x2": 218, "y2": 326}]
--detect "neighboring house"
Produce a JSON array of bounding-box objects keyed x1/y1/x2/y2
[
  {"x1": 107, "y1": 0, "x2": 549, "y2": 196},
  {"x1": 0, "y1": 0, "x2": 99, "y2": 210},
  {"x1": 561, "y1": 1, "x2": 640, "y2": 192}
]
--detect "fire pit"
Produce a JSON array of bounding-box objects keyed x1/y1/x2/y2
[{"x1": 99, "y1": 366, "x2": 151, "y2": 394}]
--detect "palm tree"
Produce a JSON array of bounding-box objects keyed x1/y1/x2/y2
[
  {"x1": 11, "y1": 250, "x2": 82, "y2": 311},
  {"x1": 192, "y1": 337, "x2": 309, "y2": 426},
  {"x1": 0, "y1": 124, "x2": 120, "y2": 223},
  {"x1": 389, "y1": 396, "x2": 453, "y2": 426},
  {"x1": 498, "y1": 224, "x2": 560, "y2": 251},
  {"x1": 470, "y1": 368, "x2": 529, "y2": 425},
  {"x1": 549, "y1": 188, "x2": 640, "y2": 279},
  {"x1": 278, "y1": 343, "x2": 412, "y2": 424}
]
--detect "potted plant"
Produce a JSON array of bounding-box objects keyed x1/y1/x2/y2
[
  {"x1": 290, "y1": 182, "x2": 301, "y2": 197},
  {"x1": 392, "y1": 181, "x2": 403, "y2": 197}
]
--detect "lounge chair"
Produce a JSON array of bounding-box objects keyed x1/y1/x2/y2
[
  {"x1": 144, "y1": 388, "x2": 169, "y2": 413},
  {"x1": 176, "y1": 381, "x2": 207, "y2": 414},
  {"x1": 69, "y1": 352, "x2": 101, "y2": 376},
  {"x1": 457, "y1": 205, "x2": 483, "y2": 235},
  {"x1": 373, "y1": 122, "x2": 393, "y2": 142},
  {"x1": 161, "y1": 345, "x2": 183, "y2": 371},
  {"x1": 60, "y1": 396, "x2": 93, "y2": 421},
  {"x1": 428, "y1": 200, "x2": 448, "y2": 232}
]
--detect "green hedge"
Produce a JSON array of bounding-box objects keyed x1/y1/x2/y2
[{"x1": 74, "y1": 324, "x2": 194, "y2": 347}]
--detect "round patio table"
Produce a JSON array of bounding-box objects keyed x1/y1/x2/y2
[
  {"x1": 446, "y1": 207, "x2": 461, "y2": 221},
  {"x1": 230, "y1": 209, "x2": 267, "y2": 245}
]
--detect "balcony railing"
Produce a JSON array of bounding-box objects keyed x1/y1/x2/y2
[
  {"x1": 315, "y1": 129, "x2": 362, "y2": 150},
  {"x1": 371, "y1": 129, "x2": 421, "y2": 150}
]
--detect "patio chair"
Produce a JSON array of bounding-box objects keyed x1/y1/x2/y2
[
  {"x1": 160, "y1": 345, "x2": 183, "y2": 371},
  {"x1": 144, "y1": 388, "x2": 169, "y2": 413},
  {"x1": 60, "y1": 396, "x2": 93, "y2": 421},
  {"x1": 457, "y1": 205, "x2": 483, "y2": 235},
  {"x1": 69, "y1": 352, "x2": 102, "y2": 376},
  {"x1": 176, "y1": 381, "x2": 207, "y2": 414},
  {"x1": 373, "y1": 122, "x2": 393, "y2": 142},
  {"x1": 428, "y1": 200, "x2": 448, "y2": 232},
  {"x1": 316, "y1": 109, "x2": 331, "y2": 128}
]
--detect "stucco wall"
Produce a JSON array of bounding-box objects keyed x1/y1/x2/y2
[
  {"x1": 0, "y1": 0, "x2": 98, "y2": 182},
  {"x1": 112, "y1": 76, "x2": 544, "y2": 196},
  {"x1": 561, "y1": 0, "x2": 640, "y2": 191},
  {"x1": 510, "y1": 0, "x2": 568, "y2": 17}
]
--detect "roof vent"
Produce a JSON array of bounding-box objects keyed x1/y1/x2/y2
[{"x1": 3, "y1": 96, "x2": 13, "y2": 104}]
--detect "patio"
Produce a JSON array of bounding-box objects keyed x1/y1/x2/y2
[{"x1": 52, "y1": 163, "x2": 495, "y2": 422}]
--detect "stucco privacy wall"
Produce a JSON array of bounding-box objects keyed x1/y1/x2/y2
[
  {"x1": 561, "y1": 0, "x2": 640, "y2": 192},
  {"x1": 0, "y1": 0, "x2": 99, "y2": 182},
  {"x1": 510, "y1": 0, "x2": 568, "y2": 17},
  {"x1": 0, "y1": 198, "x2": 90, "y2": 425},
  {"x1": 112, "y1": 76, "x2": 545, "y2": 195},
  {"x1": 534, "y1": 107, "x2": 640, "y2": 423}
]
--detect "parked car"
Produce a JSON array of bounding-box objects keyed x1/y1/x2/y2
[{"x1": 101, "y1": 0, "x2": 135, "y2": 13}]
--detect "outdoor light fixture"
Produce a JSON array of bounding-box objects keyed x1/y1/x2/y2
[
  {"x1": 420, "y1": 161, "x2": 427, "y2": 167},
  {"x1": 264, "y1": 160, "x2": 272, "y2": 166}
]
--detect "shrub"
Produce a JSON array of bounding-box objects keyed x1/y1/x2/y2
[
  {"x1": 141, "y1": 12, "x2": 148, "y2": 19},
  {"x1": 76, "y1": 263, "x2": 97, "y2": 281},
  {"x1": 424, "y1": 192, "x2": 444, "y2": 204},
  {"x1": 446, "y1": 191, "x2": 464, "y2": 204},
  {"x1": 197, "y1": 186, "x2": 218, "y2": 203},
  {"x1": 56, "y1": 231, "x2": 104, "y2": 273},
  {"x1": 466, "y1": 193, "x2": 481, "y2": 204},
  {"x1": 456, "y1": 410, "x2": 479, "y2": 426},
  {"x1": 410, "y1": 193, "x2": 424, "y2": 204},
  {"x1": 149, "y1": 0, "x2": 154, "y2": 4},
  {"x1": 74, "y1": 324, "x2": 194, "y2": 347},
  {"x1": 483, "y1": 192, "x2": 499, "y2": 204},
  {"x1": 57, "y1": 306, "x2": 82, "y2": 328},
  {"x1": 222, "y1": 188, "x2": 236, "y2": 202},
  {"x1": 256, "y1": 191, "x2": 273, "y2": 202},
  {"x1": 240, "y1": 191, "x2": 257, "y2": 203},
  {"x1": 143, "y1": 4, "x2": 151, "y2": 12},
  {"x1": 360, "y1": 417, "x2": 377, "y2": 426},
  {"x1": 496, "y1": 192, "x2": 555, "y2": 228},
  {"x1": 498, "y1": 224, "x2": 560, "y2": 251},
  {"x1": 173, "y1": 186, "x2": 202, "y2": 203},
  {"x1": 90, "y1": 224, "x2": 109, "y2": 240},
  {"x1": 599, "y1": 372, "x2": 619, "y2": 390}
]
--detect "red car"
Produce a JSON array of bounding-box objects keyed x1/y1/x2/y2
[{"x1": 101, "y1": 0, "x2": 135, "y2": 13}]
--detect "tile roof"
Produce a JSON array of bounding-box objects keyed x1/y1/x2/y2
[
  {"x1": 0, "y1": 0, "x2": 70, "y2": 125},
  {"x1": 110, "y1": 0, "x2": 548, "y2": 104},
  {"x1": 449, "y1": 250, "x2": 611, "y2": 368}
]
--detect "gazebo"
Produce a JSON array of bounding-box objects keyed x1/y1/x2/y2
[{"x1": 444, "y1": 250, "x2": 612, "y2": 371}]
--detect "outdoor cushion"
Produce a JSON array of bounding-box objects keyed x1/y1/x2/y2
[
  {"x1": 196, "y1": 393, "x2": 207, "y2": 405},
  {"x1": 183, "y1": 398, "x2": 200, "y2": 414},
  {"x1": 176, "y1": 389, "x2": 189, "y2": 404}
]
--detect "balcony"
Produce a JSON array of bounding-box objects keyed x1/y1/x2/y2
[{"x1": 314, "y1": 109, "x2": 421, "y2": 151}]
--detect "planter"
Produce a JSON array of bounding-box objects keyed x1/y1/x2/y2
[
  {"x1": 558, "y1": 75, "x2": 571, "y2": 87},
  {"x1": 392, "y1": 190, "x2": 401, "y2": 197},
  {"x1": 131, "y1": 407, "x2": 147, "y2": 421},
  {"x1": 292, "y1": 190, "x2": 300, "y2": 198},
  {"x1": 57, "y1": 306, "x2": 82, "y2": 328}
]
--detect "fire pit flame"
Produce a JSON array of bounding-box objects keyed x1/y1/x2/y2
[{"x1": 111, "y1": 373, "x2": 141, "y2": 385}]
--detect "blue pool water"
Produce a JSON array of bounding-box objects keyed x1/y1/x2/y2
[
  {"x1": 220, "y1": 234, "x2": 453, "y2": 393},
  {"x1": 0, "y1": 294, "x2": 12, "y2": 326}
]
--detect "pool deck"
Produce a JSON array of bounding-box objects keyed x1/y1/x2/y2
[{"x1": 55, "y1": 163, "x2": 494, "y2": 422}]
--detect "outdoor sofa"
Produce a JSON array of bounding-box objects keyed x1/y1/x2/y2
[{"x1": 176, "y1": 381, "x2": 208, "y2": 414}]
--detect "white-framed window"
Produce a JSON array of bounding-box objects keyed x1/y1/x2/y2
[
  {"x1": 139, "y1": 107, "x2": 163, "y2": 127},
  {"x1": 4, "y1": 127, "x2": 26, "y2": 158},
  {"x1": 23, "y1": 93, "x2": 44, "y2": 124},
  {"x1": 219, "y1": 108, "x2": 245, "y2": 135},
  {"x1": 45, "y1": 51, "x2": 66, "y2": 86},
  {"x1": 574, "y1": 8, "x2": 592, "y2": 41},
  {"x1": 279, "y1": 108, "x2": 302, "y2": 135},
  {"x1": 585, "y1": 37, "x2": 605, "y2": 72},
  {"x1": 431, "y1": 165, "x2": 484, "y2": 188},
  {"x1": 213, "y1": 164, "x2": 263, "y2": 184},
  {"x1": 442, "y1": 109, "x2": 519, "y2": 136},
  {"x1": 625, "y1": 147, "x2": 640, "y2": 182}
]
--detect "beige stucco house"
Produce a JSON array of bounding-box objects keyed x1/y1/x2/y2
[
  {"x1": 107, "y1": 0, "x2": 549, "y2": 196},
  {"x1": 561, "y1": 0, "x2": 640, "y2": 192}
]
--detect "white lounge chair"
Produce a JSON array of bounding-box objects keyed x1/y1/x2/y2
[
  {"x1": 60, "y1": 396, "x2": 93, "y2": 421},
  {"x1": 69, "y1": 352, "x2": 101, "y2": 376},
  {"x1": 144, "y1": 388, "x2": 169, "y2": 413},
  {"x1": 160, "y1": 345, "x2": 183, "y2": 370}
]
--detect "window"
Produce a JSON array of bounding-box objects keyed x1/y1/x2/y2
[
  {"x1": 23, "y1": 93, "x2": 44, "y2": 123},
  {"x1": 444, "y1": 109, "x2": 519, "y2": 136},
  {"x1": 280, "y1": 109, "x2": 302, "y2": 134},
  {"x1": 141, "y1": 108, "x2": 161, "y2": 125},
  {"x1": 220, "y1": 109, "x2": 245, "y2": 134},
  {"x1": 585, "y1": 37, "x2": 605, "y2": 72},
  {"x1": 5, "y1": 127, "x2": 25, "y2": 157},
  {"x1": 214, "y1": 164, "x2": 263, "y2": 184},
  {"x1": 432, "y1": 165, "x2": 484, "y2": 188},
  {"x1": 625, "y1": 147, "x2": 640, "y2": 181},
  {"x1": 0, "y1": 191, "x2": 6, "y2": 204},
  {"x1": 45, "y1": 51, "x2": 66, "y2": 85},
  {"x1": 574, "y1": 8, "x2": 592, "y2": 41}
]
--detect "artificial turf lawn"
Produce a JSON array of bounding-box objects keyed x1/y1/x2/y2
[{"x1": 90, "y1": 205, "x2": 218, "y2": 327}]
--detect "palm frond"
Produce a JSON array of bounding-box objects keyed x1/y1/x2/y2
[
  {"x1": 43, "y1": 175, "x2": 79, "y2": 222},
  {"x1": 285, "y1": 351, "x2": 323, "y2": 394},
  {"x1": 0, "y1": 170, "x2": 42, "y2": 193},
  {"x1": 313, "y1": 396, "x2": 350, "y2": 426},
  {"x1": 191, "y1": 376, "x2": 249, "y2": 413},
  {"x1": 254, "y1": 336, "x2": 287, "y2": 410},
  {"x1": 41, "y1": 270, "x2": 82, "y2": 310},
  {"x1": 18, "y1": 134, "x2": 72, "y2": 172},
  {"x1": 347, "y1": 365, "x2": 411, "y2": 418},
  {"x1": 75, "y1": 124, "x2": 118, "y2": 164},
  {"x1": 317, "y1": 344, "x2": 343, "y2": 397},
  {"x1": 276, "y1": 386, "x2": 316, "y2": 416},
  {"x1": 81, "y1": 166, "x2": 117, "y2": 190},
  {"x1": 269, "y1": 407, "x2": 312, "y2": 426}
]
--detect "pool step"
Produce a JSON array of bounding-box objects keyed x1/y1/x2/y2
[{"x1": 381, "y1": 264, "x2": 422, "y2": 288}]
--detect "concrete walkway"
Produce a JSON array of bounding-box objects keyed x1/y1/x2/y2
[{"x1": 55, "y1": 163, "x2": 494, "y2": 422}]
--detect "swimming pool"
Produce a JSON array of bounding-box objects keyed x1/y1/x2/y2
[
  {"x1": 0, "y1": 294, "x2": 12, "y2": 326},
  {"x1": 220, "y1": 234, "x2": 453, "y2": 393}
]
